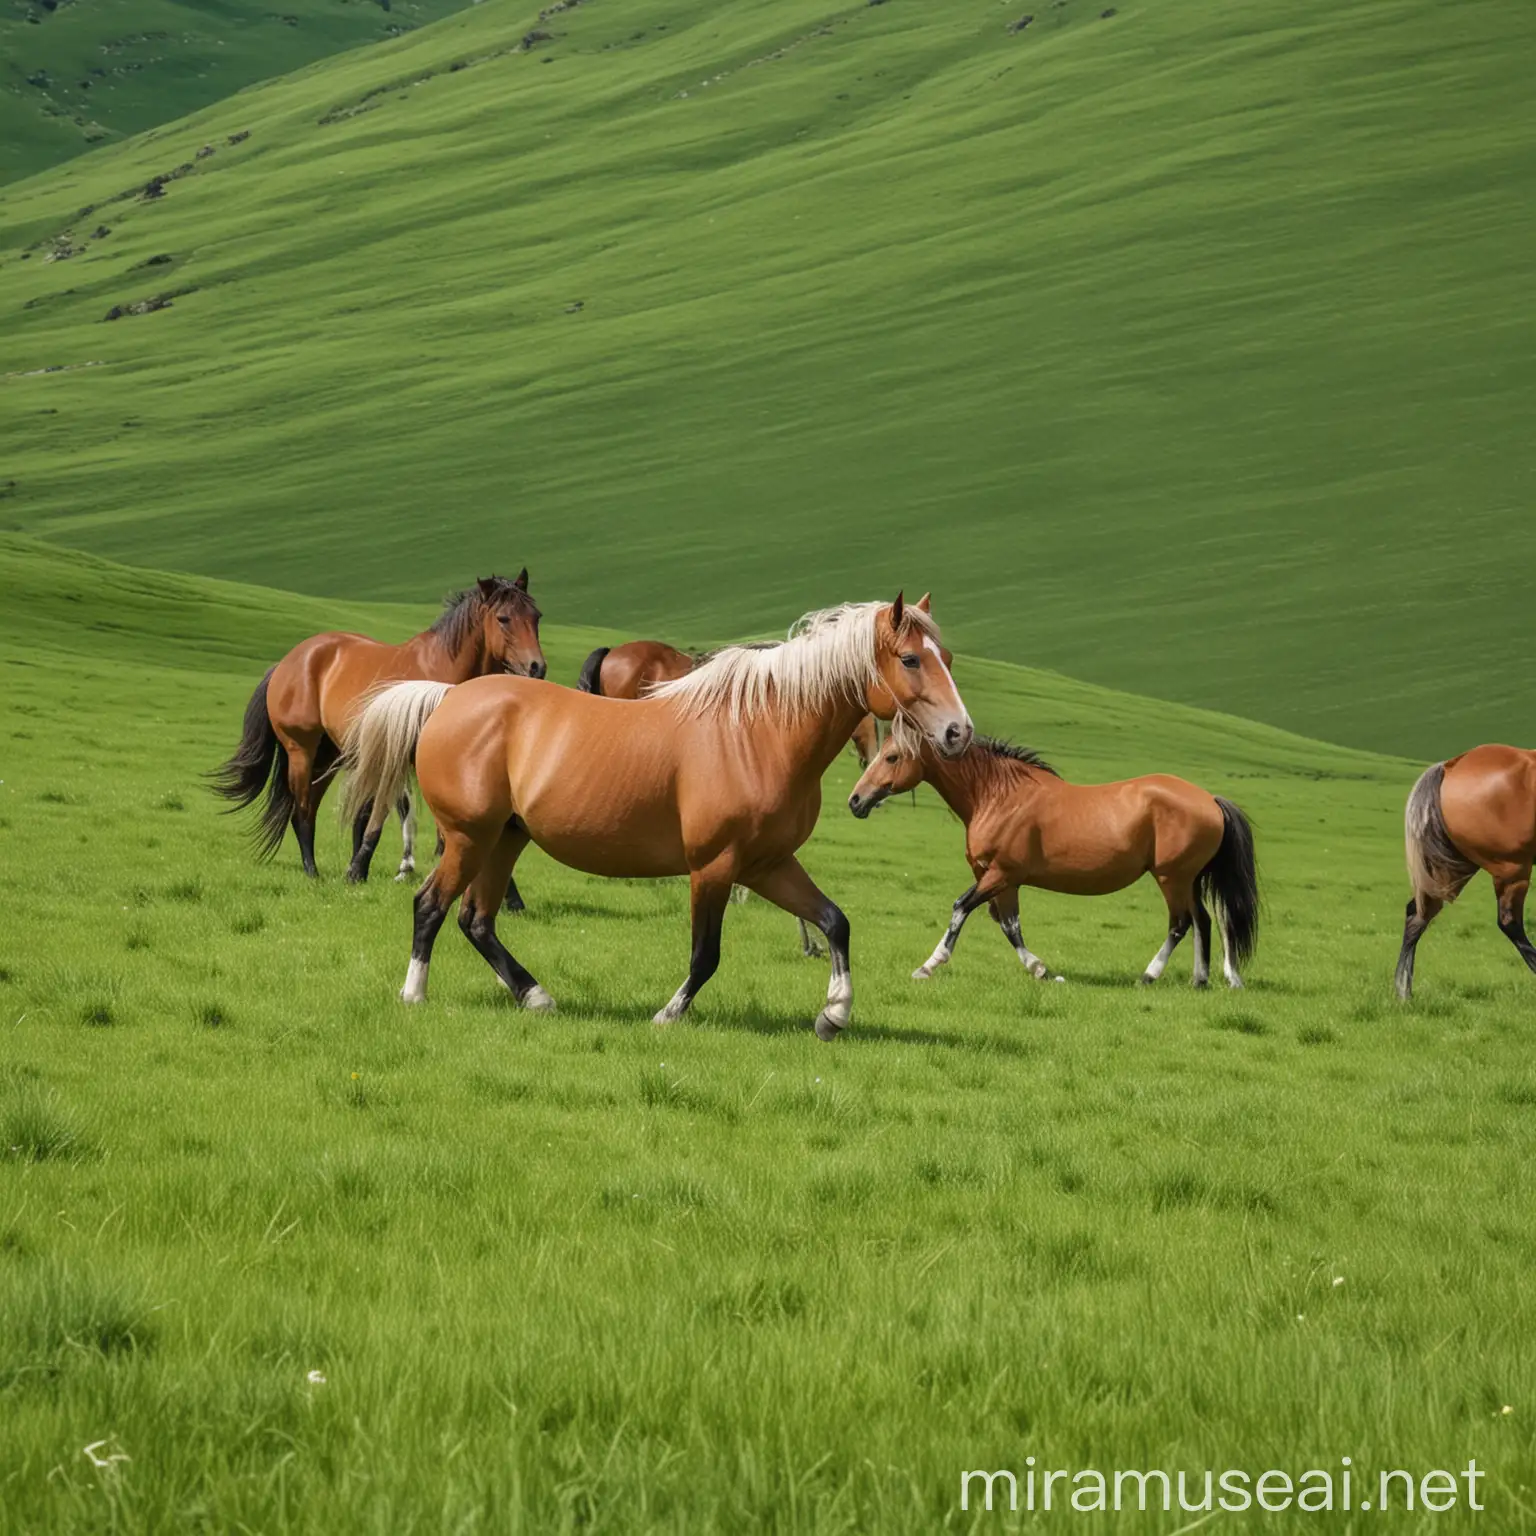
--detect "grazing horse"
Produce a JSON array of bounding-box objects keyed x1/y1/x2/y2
[
  {"x1": 848, "y1": 736, "x2": 1259, "y2": 988},
  {"x1": 574, "y1": 637, "x2": 940, "y2": 955},
  {"x1": 212, "y1": 573, "x2": 545, "y2": 882},
  {"x1": 1395, "y1": 745, "x2": 1536, "y2": 999},
  {"x1": 342, "y1": 595, "x2": 971, "y2": 1038}
]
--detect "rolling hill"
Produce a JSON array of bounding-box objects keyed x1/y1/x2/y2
[
  {"x1": 1, "y1": 0, "x2": 1531, "y2": 758},
  {"x1": 0, "y1": 0, "x2": 481, "y2": 184}
]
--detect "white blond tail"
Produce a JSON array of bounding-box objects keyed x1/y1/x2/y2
[{"x1": 341, "y1": 681, "x2": 453, "y2": 833}]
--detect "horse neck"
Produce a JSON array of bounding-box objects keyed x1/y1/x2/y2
[
  {"x1": 757, "y1": 694, "x2": 871, "y2": 785},
  {"x1": 921, "y1": 749, "x2": 989, "y2": 824},
  {"x1": 404, "y1": 624, "x2": 484, "y2": 683}
]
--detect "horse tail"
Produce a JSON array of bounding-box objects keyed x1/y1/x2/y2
[
  {"x1": 341, "y1": 681, "x2": 453, "y2": 829},
  {"x1": 208, "y1": 668, "x2": 292, "y2": 859},
  {"x1": 1199, "y1": 798, "x2": 1260, "y2": 969},
  {"x1": 576, "y1": 646, "x2": 610, "y2": 695},
  {"x1": 1404, "y1": 762, "x2": 1476, "y2": 915}
]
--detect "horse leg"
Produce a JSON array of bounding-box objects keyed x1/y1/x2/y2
[
  {"x1": 460, "y1": 824, "x2": 552, "y2": 1009},
  {"x1": 282, "y1": 732, "x2": 332, "y2": 878},
  {"x1": 1395, "y1": 893, "x2": 1444, "y2": 1000},
  {"x1": 1140, "y1": 880, "x2": 1193, "y2": 985},
  {"x1": 400, "y1": 828, "x2": 483, "y2": 1003},
  {"x1": 912, "y1": 872, "x2": 1008, "y2": 980},
  {"x1": 1495, "y1": 872, "x2": 1536, "y2": 978},
  {"x1": 345, "y1": 797, "x2": 380, "y2": 884},
  {"x1": 1191, "y1": 891, "x2": 1213, "y2": 988},
  {"x1": 394, "y1": 793, "x2": 417, "y2": 882},
  {"x1": 990, "y1": 888, "x2": 1062, "y2": 982},
  {"x1": 798, "y1": 917, "x2": 828, "y2": 959},
  {"x1": 653, "y1": 861, "x2": 735, "y2": 1024},
  {"x1": 503, "y1": 872, "x2": 526, "y2": 914},
  {"x1": 746, "y1": 857, "x2": 852, "y2": 1039}
]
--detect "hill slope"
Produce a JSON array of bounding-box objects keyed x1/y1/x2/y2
[
  {"x1": 0, "y1": 0, "x2": 480, "y2": 183},
  {"x1": 1, "y1": 0, "x2": 1532, "y2": 758}
]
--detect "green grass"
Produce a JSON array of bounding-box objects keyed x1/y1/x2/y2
[
  {"x1": 0, "y1": 0, "x2": 482, "y2": 184},
  {"x1": 2, "y1": 536, "x2": 1534, "y2": 1531},
  {"x1": 0, "y1": 0, "x2": 1533, "y2": 757}
]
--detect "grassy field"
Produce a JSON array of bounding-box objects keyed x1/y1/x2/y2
[
  {"x1": 1, "y1": 0, "x2": 1533, "y2": 758},
  {"x1": 0, "y1": 0, "x2": 480, "y2": 184},
  {"x1": 2, "y1": 535, "x2": 1534, "y2": 1531}
]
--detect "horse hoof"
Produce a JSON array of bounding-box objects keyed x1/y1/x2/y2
[
  {"x1": 1137, "y1": 974, "x2": 1156, "y2": 987},
  {"x1": 1192, "y1": 978, "x2": 1209, "y2": 990},
  {"x1": 346, "y1": 868, "x2": 367, "y2": 886},
  {"x1": 814, "y1": 1011, "x2": 844, "y2": 1042},
  {"x1": 1226, "y1": 977, "x2": 1245, "y2": 990},
  {"x1": 399, "y1": 990, "x2": 426, "y2": 1005},
  {"x1": 911, "y1": 967, "x2": 931, "y2": 982},
  {"x1": 522, "y1": 986, "x2": 556, "y2": 1013}
]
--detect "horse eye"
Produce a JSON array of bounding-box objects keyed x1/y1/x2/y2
[
  {"x1": 885, "y1": 752, "x2": 898, "y2": 764},
  {"x1": 900, "y1": 653, "x2": 920, "y2": 670}
]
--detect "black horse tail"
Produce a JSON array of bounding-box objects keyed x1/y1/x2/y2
[
  {"x1": 1198, "y1": 798, "x2": 1260, "y2": 969},
  {"x1": 208, "y1": 668, "x2": 291, "y2": 859},
  {"x1": 1404, "y1": 761, "x2": 1477, "y2": 917},
  {"x1": 576, "y1": 646, "x2": 610, "y2": 695}
]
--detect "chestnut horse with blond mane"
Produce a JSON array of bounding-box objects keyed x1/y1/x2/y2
[
  {"x1": 848, "y1": 735, "x2": 1259, "y2": 988},
  {"x1": 343, "y1": 594, "x2": 971, "y2": 1038},
  {"x1": 1396, "y1": 745, "x2": 1536, "y2": 998},
  {"x1": 212, "y1": 572, "x2": 545, "y2": 881}
]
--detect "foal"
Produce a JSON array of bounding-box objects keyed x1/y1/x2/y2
[
  {"x1": 344, "y1": 595, "x2": 972, "y2": 1037},
  {"x1": 1396, "y1": 745, "x2": 1536, "y2": 998},
  {"x1": 213, "y1": 573, "x2": 544, "y2": 882},
  {"x1": 848, "y1": 737, "x2": 1259, "y2": 987}
]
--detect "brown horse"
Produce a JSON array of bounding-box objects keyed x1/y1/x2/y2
[
  {"x1": 342, "y1": 595, "x2": 971, "y2": 1038},
  {"x1": 848, "y1": 736, "x2": 1259, "y2": 987},
  {"x1": 1396, "y1": 745, "x2": 1536, "y2": 998},
  {"x1": 212, "y1": 573, "x2": 544, "y2": 882},
  {"x1": 577, "y1": 640, "x2": 696, "y2": 699}
]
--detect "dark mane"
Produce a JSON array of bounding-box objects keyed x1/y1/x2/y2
[
  {"x1": 977, "y1": 735, "x2": 1059, "y2": 777},
  {"x1": 430, "y1": 578, "x2": 534, "y2": 653}
]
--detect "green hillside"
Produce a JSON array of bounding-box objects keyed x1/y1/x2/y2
[
  {"x1": 2, "y1": 0, "x2": 1532, "y2": 759},
  {"x1": 0, "y1": 0, "x2": 481, "y2": 184},
  {"x1": 4, "y1": 536, "x2": 1535, "y2": 1531}
]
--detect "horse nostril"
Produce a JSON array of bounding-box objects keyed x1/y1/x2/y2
[
  {"x1": 944, "y1": 723, "x2": 962, "y2": 748},
  {"x1": 529, "y1": 661, "x2": 546, "y2": 680}
]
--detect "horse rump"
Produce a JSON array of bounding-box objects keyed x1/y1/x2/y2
[
  {"x1": 1404, "y1": 762, "x2": 1477, "y2": 914},
  {"x1": 1198, "y1": 797, "x2": 1260, "y2": 967},
  {"x1": 576, "y1": 646, "x2": 610, "y2": 695},
  {"x1": 208, "y1": 667, "x2": 292, "y2": 859}
]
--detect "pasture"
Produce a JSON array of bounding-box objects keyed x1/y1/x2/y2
[
  {"x1": 1, "y1": 0, "x2": 1534, "y2": 756},
  {"x1": 2, "y1": 536, "x2": 1533, "y2": 1531}
]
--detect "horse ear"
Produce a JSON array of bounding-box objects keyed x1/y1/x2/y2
[
  {"x1": 914, "y1": 592, "x2": 931, "y2": 613},
  {"x1": 890, "y1": 590, "x2": 905, "y2": 629},
  {"x1": 513, "y1": 568, "x2": 529, "y2": 592},
  {"x1": 477, "y1": 577, "x2": 500, "y2": 599}
]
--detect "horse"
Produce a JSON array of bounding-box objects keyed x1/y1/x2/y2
[
  {"x1": 341, "y1": 594, "x2": 971, "y2": 1038},
  {"x1": 211, "y1": 573, "x2": 545, "y2": 885},
  {"x1": 1395, "y1": 745, "x2": 1536, "y2": 999},
  {"x1": 574, "y1": 639, "x2": 934, "y2": 955},
  {"x1": 847, "y1": 735, "x2": 1259, "y2": 988},
  {"x1": 577, "y1": 640, "x2": 696, "y2": 699}
]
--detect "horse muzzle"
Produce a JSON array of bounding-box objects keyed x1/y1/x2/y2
[
  {"x1": 935, "y1": 718, "x2": 973, "y2": 759},
  {"x1": 847, "y1": 789, "x2": 887, "y2": 819}
]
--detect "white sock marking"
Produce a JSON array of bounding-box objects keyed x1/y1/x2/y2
[{"x1": 401, "y1": 957, "x2": 429, "y2": 1004}]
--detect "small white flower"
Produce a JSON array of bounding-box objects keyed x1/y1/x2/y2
[
  {"x1": 1501, "y1": 1405, "x2": 1514, "y2": 1416},
  {"x1": 83, "y1": 1439, "x2": 129, "y2": 1471},
  {"x1": 306, "y1": 1369, "x2": 327, "y2": 1386},
  {"x1": 1332, "y1": 1276, "x2": 1344, "y2": 1287},
  {"x1": 1296, "y1": 1313, "x2": 1305, "y2": 1321}
]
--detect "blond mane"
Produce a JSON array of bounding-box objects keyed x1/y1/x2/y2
[{"x1": 651, "y1": 601, "x2": 941, "y2": 725}]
